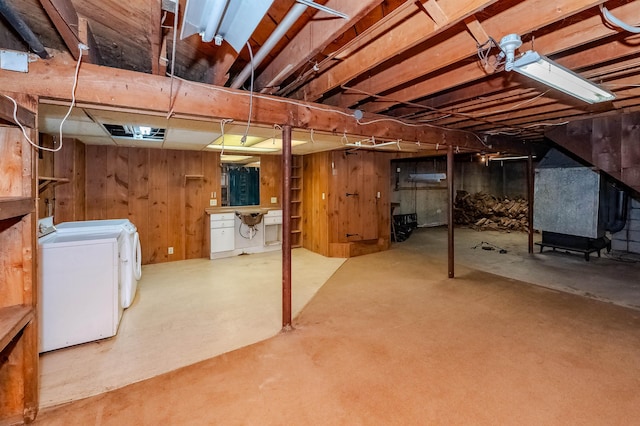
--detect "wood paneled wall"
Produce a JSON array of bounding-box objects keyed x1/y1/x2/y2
[
  {"x1": 43, "y1": 143, "x2": 221, "y2": 264},
  {"x1": 302, "y1": 150, "x2": 391, "y2": 257},
  {"x1": 52, "y1": 138, "x2": 85, "y2": 223},
  {"x1": 44, "y1": 142, "x2": 287, "y2": 264},
  {"x1": 259, "y1": 154, "x2": 282, "y2": 208},
  {"x1": 80, "y1": 146, "x2": 221, "y2": 264}
]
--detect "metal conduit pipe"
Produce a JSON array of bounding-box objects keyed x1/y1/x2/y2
[
  {"x1": 229, "y1": 2, "x2": 307, "y2": 90},
  {"x1": 0, "y1": 0, "x2": 50, "y2": 59}
]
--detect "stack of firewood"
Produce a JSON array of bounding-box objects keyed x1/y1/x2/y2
[{"x1": 454, "y1": 190, "x2": 529, "y2": 232}]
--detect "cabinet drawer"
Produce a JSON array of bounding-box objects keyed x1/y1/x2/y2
[
  {"x1": 265, "y1": 209, "x2": 283, "y2": 217},
  {"x1": 211, "y1": 220, "x2": 235, "y2": 229},
  {"x1": 210, "y1": 213, "x2": 235, "y2": 222},
  {"x1": 264, "y1": 217, "x2": 282, "y2": 225},
  {"x1": 211, "y1": 228, "x2": 234, "y2": 252}
]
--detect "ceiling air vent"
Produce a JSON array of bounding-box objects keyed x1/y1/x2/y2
[{"x1": 104, "y1": 124, "x2": 165, "y2": 141}]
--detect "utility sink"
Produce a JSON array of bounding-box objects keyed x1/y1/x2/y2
[{"x1": 235, "y1": 211, "x2": 264, "y2": 227}]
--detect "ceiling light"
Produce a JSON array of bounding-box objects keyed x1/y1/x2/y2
[
  {"x1": 206, "y1": 145, "x2": 278, "y2": 153},
  {"x1": 499, "y1": 34, "x2": 615, "y2": 104},
  {"x1": 181, "y1": 0, "x2": 274, "y2": 52}
]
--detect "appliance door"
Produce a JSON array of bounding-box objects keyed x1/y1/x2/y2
[{"x1": 39, "y1": 232, "x2": 120, "y2": 352}]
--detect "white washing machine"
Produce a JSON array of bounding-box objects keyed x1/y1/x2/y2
[
  {"x1": 55, "y1": 219, "x2": 142, "y2": 308},
  {"x1": 39, "y1": 230, "x2": 123, "y2": 353}
]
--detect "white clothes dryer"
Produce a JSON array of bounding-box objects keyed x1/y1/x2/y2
[
  {"x1": 55, "y1": 219, "x2": 142, "y2": 308},
  {"x1": 39, "y1": 230, "x2": 123, "y2": 352}
]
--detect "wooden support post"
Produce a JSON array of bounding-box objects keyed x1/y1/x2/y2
[
  {"x1": 282, "y1": 125, "x2": 292, "y2": 329},
  {"x1": 527, "y1": 149, "x2": 534, "y2": 253},
  {"x1": 447, "y1": 144, "x2": 455, "y2": 278}
]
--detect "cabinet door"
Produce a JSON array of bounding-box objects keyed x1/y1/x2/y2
[{"x1": 211, "y1": 227, "x2": 234, "y2": 252}]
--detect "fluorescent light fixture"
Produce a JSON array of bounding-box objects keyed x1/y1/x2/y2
[
  {"x1": 500, "y1": 34, "x2": 614, "y2": 104},
  {"x1": 181, "y1": 0, "x2": 274, "y2": 52},
  {"x1": 488, "y1": 155, "x2": 536, "y2": 162},
  {"x1": 206, "y1": 144, "x2": 278, "y2": 153},
  {"x1": 512, "y1": 51, "x2": 615, "y2": 104},
  {"x1": 408, "y1": 173, "x2": 446, "y2": 183},
  {"x1": 220, "y1": 155, "x2": 255, "y2": 162}
]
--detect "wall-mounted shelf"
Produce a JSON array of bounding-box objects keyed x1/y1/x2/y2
[
  {"x1": 0, "y1": 305, "x2": 33, "y2": 352},
  {"x1": 0, "y1": 197, "x2": 33, "y2": 221},
  {"x1": 38, "y1": 176, "x2": 70, "y2": 193},
  {"x1": 184, "y1": 174, "x2": 205, "y2": 186}
]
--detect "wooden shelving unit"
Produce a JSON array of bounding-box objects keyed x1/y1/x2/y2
[
  {"x1": 0, "y1": 94, "x2": 39, "y2": 424},
  {"x1": 290, "y1": 155, "x2": 303, "y2": 248}
]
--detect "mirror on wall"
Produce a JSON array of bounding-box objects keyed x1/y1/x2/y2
[{"x1": 220, "y1": 155, "x2": 260, "y2": 207}]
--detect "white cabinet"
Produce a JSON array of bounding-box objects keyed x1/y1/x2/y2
[
  {"x1": 263, "y1": 210, "x2": 283, "y2": 246},
  {"x1": 210, "y1": 214, "x2": 235, "y2": 256}
]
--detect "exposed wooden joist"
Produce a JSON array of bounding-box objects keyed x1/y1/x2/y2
[
  {"x1": 0, "y1": 93, "x2": 36, "y2": 128},
  {"x1": 0, "y1": 54, "x2": 485, "y2": 150},
  {"x1": 464, "y1": 15, "x2": 489, "y2": 44},
  {"x1": 328, "y1": 0, "x2": 607, "y2": 109},
  {"x1": 255, "y1": 0, "x2": 385, "y2": 92},
  {"x1": 363, "y1": 0, "x2": 635, "y2": 114},
  {"x1": 38, "y1": 0, "x2": 96, "y2": 62},
  {"x1": 149, "y1": 0, "x2": 163, "y2": 75},
  {"x1": 291, "y1": 0, "x2": 499, "y2": 101},
  {"x1": 423, "y1": 0, "x2": 449, "y2": 27}
]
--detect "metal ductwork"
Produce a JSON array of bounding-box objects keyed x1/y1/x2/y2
[
  {"x1": 0, "y1": 0, "x2": 50, "y2": 59},
  {"x1": 229, "y1": 2, "x2": 308, "y2": 90}
]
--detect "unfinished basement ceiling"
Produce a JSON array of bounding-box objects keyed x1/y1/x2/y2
[{"x1": 3, "y1": 0, "x2": 640, "y2": 148}]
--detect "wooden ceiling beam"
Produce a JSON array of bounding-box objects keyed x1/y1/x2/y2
[
  {"x1": 464, "y1": 15, "x2": 490, "y2": 45},
  {"x1": 330, "y1": 0, "x2": 607, "y2": 110},
  {"x1": 290, "y1": 0, "x2": 499, "y2": 101},
  {"x1": 463, "y1": 85, "x2": 640, "y2": 133},
  {"x1": 387, "y1": 35, "x2": 640, "y2": 127},
  {"x1": 0, "y1": 54, "x2": 484, "y2": 150},
  {"x1": 255, "y1": 0, "x2": 384, "y2": 92},
  {"x1": 38, "y1": 0, "x2": 96, "y2": 62},
  {"x1": 362, "y1": 0, "x2": 638, "y2": 115},
  {"x1": 422, "y1": 0, "x2": 449, "y2": 27},
  {"x1": 149, "y1": 0, "x2": 164, "y2": 75}
]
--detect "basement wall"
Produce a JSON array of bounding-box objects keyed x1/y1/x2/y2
[
  {"x1": 611, "y1": 197, "x2": 640, "y2": 254},
  {"x1": 391, "y1": 157, "x2": 528, "y2": 227}
]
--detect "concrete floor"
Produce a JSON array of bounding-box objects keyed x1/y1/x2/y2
[
  {"x1": 416, "y1": 227, "x2": 640, "y2": 310},
  {"x1": 39, "y1": 228, "x2": 640, "y2": 424},
  {"x1": 35, "y1": 227, "x2": 640, "y2": 424}
]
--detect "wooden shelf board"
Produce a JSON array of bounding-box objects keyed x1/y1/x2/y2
[
  {"x1": 291, "y1": 200, "x2": 302, "y2": 204},
  {"x1": 291, "y1": 215, "x2": 301, "y2": 219},
  {"x1": 38, "y1": 176, "x2": 70, "y2": 192},
  {"x1": 0, "y1": 197, "x2": 33, "y2": 221},
  {"x1": 0, "y1": 305, "x2": 33, "y2": 352},
  {"x1": 291, "y1": 230, "x2": 302, "y2": 234}
]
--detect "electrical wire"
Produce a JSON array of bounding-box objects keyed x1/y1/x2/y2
[
  {"x1": 241, "y1": 42, "x2": 254, "y2": 145},
  {"x1": 601, "y1": 5, "x2": 640, "y2": 33},
  {"x1": 2, "y1": 48, "x2": 83, "y2": 152},
  {"x1": 168, "y1": 0, "x2": 179, "y2": 116},
  {"x1": 219, "y1": 118, "x2": 234, "y2": 156}
]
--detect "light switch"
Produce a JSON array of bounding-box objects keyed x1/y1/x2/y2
[
  {"x1": 271, "y1": 197, "x2": 277, "y2": 204},
  {"x1": 210, "y1": 199, "x2": 217, "y2": 206}
]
